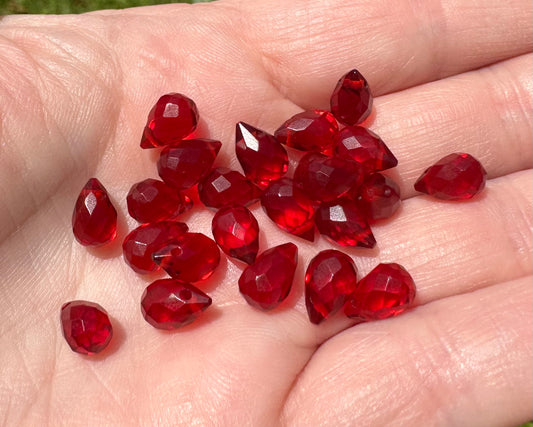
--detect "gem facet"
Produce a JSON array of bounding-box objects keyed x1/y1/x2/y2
[
  {"x1": 152, "y1": 232, "x2": 221, "y2": 282},
  {"x1": 261, "y1": 177, "x2": 316, "y2": 241},
  {"x1": 238, "y1": 243, "x2": 298, "y2": 311},
  {"x1": 274, "y1": 110, "x2": 339, "y2": 154},
  {"x1": 355, "y1": 173, "x2": 401, "y2": 221},
  {"x1": 157, "y1": 139, "x2": 222, "y2": 189},
  {"x1": 414, "y1": 153, "x2": 487, "y2": 200},
  {"x1": 211, "y1": 205, "x2": 259, "y2": 264},
  {"x1": 305, "y1": 250, "x2": 358, "y2": 324},
  {"x1": 141, "y1": 279, "x2": 212, "y2": 330},
  {"x1": 72, "y1": 178, "x2": 118, "y2": 246},
  {"x1": 344, "y1": 263, "x2": 415, "y2": 320},
  {"x1": 330, "y1": 69, "x2": 373, "y2": 125},
  {"x1": 235, "y1": 122, "x2": 289, "y2": 189},
  {"x1": 60, "y1": 301, "x2": 113, "y2": 355}
]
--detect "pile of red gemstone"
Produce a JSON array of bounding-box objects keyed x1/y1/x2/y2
[{"x1": 64, "y1": 69, "x2": 487, "y2": 355}]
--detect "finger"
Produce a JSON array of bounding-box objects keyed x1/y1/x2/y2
[{"x1": 282, "y1": 275, "x2": 533, "y2": 427}]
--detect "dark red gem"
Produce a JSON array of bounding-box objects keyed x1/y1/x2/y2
[
  {"x1": 414, "y1": 153, "x2": 487, "y2": 200},
  {"x1": 261, "y1": 177, "x2": 315, "y2": 241},
  {"x1": 60, "y1": 301, "x2": 113, "y2": 355},
  {"x1": 345, "y1": 263, "x2": 415, "y2": 320},
  {"x1": 356, "y1": 173, "x2": 401, "y2": 220},
  {"x1": 72, "y1": 178, "x2": 117, "y2": 246},
  {"x1": 330, "y1": 69, "x2": 373, "y2": 125},
  {"x1": 157, "y1": 139, "x2": 222, "y2": 189},
  {"x1": 152, "y1": 232, "x2": 221, "y2": 282},
  {"x1": 122, "y1": 221, "x2": 188, "y2": 274},
  {"x1": 239, "y1": 243, "x2": 298, "y2": 311},
  {"x1": 212, "y1": 205, "x2": 259, "y2": 264},
  {"x1": 140, "y1": 93, "x2": 199, "y2": 148},
  {"x1": 305, "y1": 250, "x2": 358, "y2": 324},
  {"x1": 141, "y1": 279, "x2": 212, "y2": 330},
  {"x1": 235, "y1": 122, "x2": 289, "y2": 189}
]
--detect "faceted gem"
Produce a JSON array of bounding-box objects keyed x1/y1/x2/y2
[
  {"x1": 315, "y1": 199, "x2": 376, "y2": 248},
  {"x1": 414, "y1": 153, "x2": 487, "y2": 200},
  {"x1": 334, "y1": 126, "x2": 397, "y2": 172},
  {"x1": 294, "y1": 152, "x2": 366, "y2": 202},
  {"x1": 235, "y1": 122, "x2": 289, "y2": 189},
  {"x1": 305, "y1": 250, "x2": 358, "y2": 324},
  {"x1": 60, "y1": 301, "x2": 113, "y2": 355},
  {"x1": 238, "y1": 243, "x2": 298, "y2": 310},
  {"x1": 157, "y1": 139, "x2": 222, "y2": 189},
  {"x1": 330, "y1": 69, "x2": 373, "y2": 125},
  {"x1": 127, "y1": 178, "x2": 192, "y2": 223},
  {"x1": 212, "y1": 205, "x2": 259, "y2": 264},
  {"x1": 345, "y1": 263, "x2": 416, "y2": 320},
  {"x1": 355, "y1": 173, "x2": 401, "y2": 221},
  {"x1": 122, "y1": 221, "x2": 188, "y2": 274},
  {"x1": 274, "y1": 110, "x2": 339, "y2": 154},
  {"x1": 261, "y1": 177, "x2": 316, "y2": 241},
  {"x1": 72, "y1": 178, "x2": 118, "y2": 246},
  {"x1": 141, "y1": 279, "x2": 212, "y2": 330},
  {"x1": 198, "y1": 167, "x2": 261, "y2": 209},
  {"x1": 152, "y1": 232, "x2": 221, "y2": 282},
  {"x1": 140, "y1": 93, "x2": 199, "y2": 149}
]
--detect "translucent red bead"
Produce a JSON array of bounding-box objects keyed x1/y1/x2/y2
[
  {"x1": 330, "y1": 69, "x2": 373, "y2": 125},
  {"x1": 355, "y1": 173, "x2": 401, "y2": 221},
  {"x1": 199, "y1": 167, "x2": 261, "y2": 209}
]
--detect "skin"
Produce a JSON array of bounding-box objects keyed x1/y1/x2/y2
[{"x1": 0, "y1": 0, "x2": 531, "y2": 425}]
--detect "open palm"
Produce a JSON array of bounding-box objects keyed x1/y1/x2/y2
[{"x1": 0, "y1": 0, "x2": 531, "y2": 425}]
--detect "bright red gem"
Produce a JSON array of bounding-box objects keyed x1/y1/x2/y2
[
  {"x1": 72, "y1": 178, "x2": 117, "y2": 246},
  {"x1": 315, "y1": 199, "x2": 376, "y2": 248},
  {"x1": 305, "y1": 250, "x2": 358, "y2": 324},
  {"x1": 157, "y1": 139, "x2": 222, "y2": 189},
  {"x1": 60, "y1": 301, "x2": 113, "y2": 355},
  {"x1": 261, "y1": 177, "x2": 316, "y2": 241},
  {"x1": 127, "y1": 178, "x2": 192, "y2": 223},
  {"x1": 140, "y1": 93, "x2": 199, "y2": 149},
  {"x1": 355, "y1": 173, "x2": 401, "y2": 221},
  {"x1": 239, "y1": 243, "x2": 298, "y2": 311},
  {"x1": 198, "y1": 167, "x2": 261, "y2": 209},
  {"x1": 294, "y1": 152, "x2": 366, "y2": 202},
  {"x1": 345, "y1": 263, "x2": 415, "y2": 320},
  {"x1": 212, "y1": 205, "x2": 259, "y2": 264},
  {"x1": 330, "y1": 69, "x2": 373, "y2": 125},
  {"x1": 235, "y1": 122, "x2": 289, "y2": 189},
  {"x1": 334, "y1": 126, "x2": 397, "y2": 172},
  {"x1": 141, "y1": 279, "x2": 212, "y2": 330},
  {"x1": 274, "y1": 110, "x2": 339, "y2": 154},
  {"x1": 152, "y1": 232, "x2": 221, "y2": 282},
  {"x1": 414, "y1": 153, "x2": 487, "y2": 200},
  {"x1": 122, "y1": 221, "x2": 188, "y2": 274}
]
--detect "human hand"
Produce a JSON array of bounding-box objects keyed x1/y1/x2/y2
[{"x1": 0, "y1": 0, "x2": 531, "y2": 425}]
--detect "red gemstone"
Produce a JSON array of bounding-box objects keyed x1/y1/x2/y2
[
  {"x1": 334, "y1": 126, "x2": 397, "y2": 172},
  {"x1": 239, "y1": 243, "x2": 298, "y2": 310},
  {"x1": 72, "y1": 178, "x2": 117, "y2": 246},
  {"x1": 141, "y1": 279, "x2": 212, "y2": 330},
  {"x1": 235, "y1": 122, "x2": 289, "y2": 189},
  {"x1": 157, "y1": 139, "x2": 222, "y2": 189},
  {"x1": 122, "y1": 221, "x2": 188, "y2": 274},
  {"x1": 330, "y1": 69, "x2": 373, "y2": 125},
  {"x1": 152, "y1": 232, "x2": 221, "y2": 282},
  {"x1": 356, "y1": 173, "x2": 401, "y2": 221},
  {"x1": 274, "y1": 110, "x2": 339, "y2": 154},
  {"x1": 127, "y1": 178, "x2": 192, "y2": 223},
  {"x1": 294, "y1": 152, "x2": 366, "y2": 202},
  {"x1": 140, "y1": 93, "x2": 199, "y2": 149},
  {"x1": 414, "y1": 153, "x2": 487, "y2": 200},
  {"x1": 60, "y1": 301, "x2": 113, "y2": 355},
  {"x1": 305, "y1": 250, "x2": 358, "y2": 324},
  {"x1": 345, "y1": 263, "x2": 415, "y2": 320},
  {"x1": 212, "y1": 205, "x2": 259, "y2": 264},
  {"x1": 315, "y1": 199, "x2": 376, "y2": 248},
  {"x1": 261, "y1": 177, "x2": 316, "y2": 241},
  {"x1": 198, "y1": 167, "x2": 261, "y2": 209}
]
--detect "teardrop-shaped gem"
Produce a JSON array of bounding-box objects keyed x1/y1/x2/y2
[
  {"x1": 199, "y1": 167, "x2": 261, "y2": 209},
  {"x1": 330, "y1": 69, "x2": 373, "y2": 125}
]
